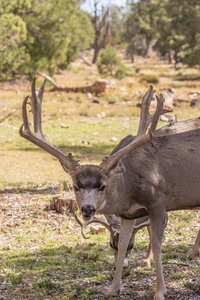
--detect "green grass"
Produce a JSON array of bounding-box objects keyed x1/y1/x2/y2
[
  {"x1": 168, "y1": 272, "x2": 188, "y2": 280},
  {"x1": 184, "y1": 281, "x2": 200, "y2": 293}
]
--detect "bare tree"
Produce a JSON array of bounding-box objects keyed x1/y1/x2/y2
[{"x1": 92, "y1": 1, "x2": 109, "y2": 64}]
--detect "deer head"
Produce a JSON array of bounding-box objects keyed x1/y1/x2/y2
[{"x1": 19, "y1": 78, "x2": 164, "y2": 220}]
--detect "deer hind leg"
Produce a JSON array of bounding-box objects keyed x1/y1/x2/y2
[
  {"x1": 123, "y1": 227, "x2": 136, "y2": 267},
  {"x1": 106, "y1": 218, "x2": 135, "y2": 296},
  {"x1": 143, "y1": 225, "x2": 154, "y2": 269},
  {"x1": 189, "y1": 229, "x2": 200, "y2": 259},
  {"x1": 149, "y1": 208, "x2": 167, "y2": 300},
  {"x1": 143, "y1": 216, "x2": 168, "y2": 269}
]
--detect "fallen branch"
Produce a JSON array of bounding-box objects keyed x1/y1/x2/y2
[
  {"x1": 79, "y1": 54, "x2": 93, "y2": 66},
  {"x1": 38, "y1": 72, "x2": 59, "y2": 88},
  {"x1": 37, "y1": 72, "x2": 106, "y2": 95}
]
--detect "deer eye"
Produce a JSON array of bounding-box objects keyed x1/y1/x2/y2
[
  {"x1": 73, "y1": 185, "x2": 80, "y2": 192},
  {"x1": 128, "y1": 243, "x2": 134, "y2": 250},
  {"x1": 98, "y1": 184, "x2": 106, "y2": 192}
]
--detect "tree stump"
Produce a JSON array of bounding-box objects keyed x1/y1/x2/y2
[{"x1": 45, "y1": 196, "x2": 77, "y2": 213}]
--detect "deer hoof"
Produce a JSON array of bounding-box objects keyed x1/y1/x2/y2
[
  {"x1": 154, "y1": 292, "x2": 165, "y2": 300},
  {"x1": 142, "y1": 258, "x2": 152, "y2": 269},
  {"x1": 105, "y1": 284, "x2": 121, "y2": 296},
  {"x1": 188, "y1": 249, "x2": 199, "y2": 259},
  {"x1": 154, "y1": 287, "x2": 167, "y2": 300}
]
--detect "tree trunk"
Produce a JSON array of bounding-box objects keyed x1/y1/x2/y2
[
  {"x1": 131, "y1": 54, "x2": 134, "y2": 63},
  {"x1": 92, "y1": 46, "x2": 100, "y2": 64},
  {"x1": 174, "y1": 49, "x2": 179, "y2": 65},
  {"x1": 143, "y1": 36, "x2": 151, "y2": 58},
  {"x1": 168, "y1": 49, "x2": 172, "y2": 64}
]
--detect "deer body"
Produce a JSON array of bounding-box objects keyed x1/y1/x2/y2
[{"x1": 19, "y1": 80, "x2": 200, "y2": 300}]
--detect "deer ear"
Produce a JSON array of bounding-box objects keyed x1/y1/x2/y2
[{"x1": 109, "y1": 160, "x2": 126, "y2": 179}]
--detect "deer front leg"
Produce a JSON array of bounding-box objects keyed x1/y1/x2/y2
[
  {"x1": 106, "y1": 218, "x2": 135, "y2": 296},
  {"x1": 149, "y1": 208, "x2": 167, "y2": 300},
  {"x1": 189, "y1": 229, "x2": 200, "y2": 259}
]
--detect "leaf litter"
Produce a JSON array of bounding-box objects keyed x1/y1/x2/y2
[{"x1": 0, "y1": 192, "x2": 199, "y2": 299}]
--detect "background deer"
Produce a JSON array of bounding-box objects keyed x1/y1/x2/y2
[{"x1": 19, "y1": 78, "x2": 200, "y2": 300}]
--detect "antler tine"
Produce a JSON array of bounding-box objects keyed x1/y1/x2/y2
[
  {"x1": 31, "y1": 77, "x2": 46, "y2": 137},
  {"x1": 149, "y1": 94, "x2": 165, "y2": 134},
  {"x1": 74, "y1": 212, "x2": 90, "y2": 239},
  {"x1": 137, "y1": 87, "x2": 166, "y2": 137},
  {"x1": 19, "y1": 78, "x2": 81, "y2": 177},
  {"x1": 100, "y1": 87, "x2": 164, "y2": 174},
  {"x1": 137, "y1": 85, "x2": 155, "y2": 136},
  {"x1": 132, "y1": 219, "x2": 150, "y2": 235},
  {"x1": 19, "y1": 95, "x2": 30, "y2": 134},
  {"x1": 74, "y1": 212, "x2": 113, "y2": 239}
]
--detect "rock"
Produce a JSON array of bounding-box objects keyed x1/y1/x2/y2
[
  {"x1": 61, "y1": 124, "x2": 69, "y2": 128},
  {"x1": 110, "y1": 137, "x2": 118, "y2": 142},
  {"x1": 90, "y1": 225, "x2": 106, "y2": 234},
  {"x1": 160, "y1": 113, "x2": 177, "y2": 123}
]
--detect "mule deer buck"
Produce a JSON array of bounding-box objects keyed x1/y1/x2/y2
[{"x1": 19, "y1": 78, "x2": 200, "y2": 300}]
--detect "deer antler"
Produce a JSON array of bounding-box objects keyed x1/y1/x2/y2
[
  {"x1": 19, "y1": 78, "x2": 81, "y2": 177},
  {"x1": 100, "y1": 86, "x2": 165, "y2": 174},
  {"x1": 74, "y1": 212, "x2": 115, "y2": 239},
  {"x1": 132, "y1": 219, "x2": 150, "y2": 234}
]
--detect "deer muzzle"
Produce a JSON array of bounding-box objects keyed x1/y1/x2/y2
[{"x1": 82, "y1": 204, "x2": 96, "y2": 220}]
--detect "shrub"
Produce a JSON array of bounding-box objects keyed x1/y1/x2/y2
[
  {"x1": 98, "y1": 47, "x2": 126, "y2": 79},
  {"x1": 115, "y1": 63, "x2": 127, "y2": 79},
  {"x1": 135, "y1": 67, "x2": 140, "y2": 73},
  {"x1": 106, "y1": 94, "x2": 120, "y2": 104},
  {"x1": 139, "y1": 74, "x2": 159, "y2": 84}
]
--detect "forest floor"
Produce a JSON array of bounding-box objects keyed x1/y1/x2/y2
[{"x1": 0, "y1": 192, "x2": 199, "y2": 299}]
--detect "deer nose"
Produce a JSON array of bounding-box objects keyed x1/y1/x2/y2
[{"x1": 82, "y1": 204, "x2": 95, "y2": 220}]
